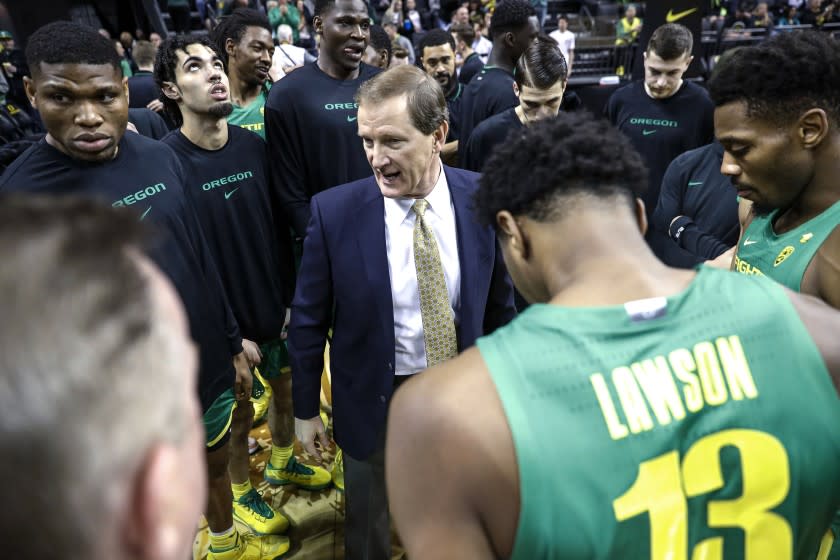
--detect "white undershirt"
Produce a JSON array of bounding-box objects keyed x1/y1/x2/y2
[{"x1": 384, "y1": 164, "x2": 461, "y2": 376}]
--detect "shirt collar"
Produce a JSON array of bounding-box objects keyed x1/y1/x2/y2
[{"x1": 384, "y1": 161, "x2": 449, "y2": 227}]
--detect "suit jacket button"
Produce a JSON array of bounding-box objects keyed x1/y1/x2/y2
[
  {"x1": 380, "y1": 395, "x2": 386, "y2": 403},
  {"x1": 387, "y1": 362, "x2": 393, "y2": 370}
]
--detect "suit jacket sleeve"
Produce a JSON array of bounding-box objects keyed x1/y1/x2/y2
[
  {"x1": 483, "y1": 236, "x2": 517, "y2": 334},
  {"x1": 289, "y1": 196, "x2": 333, "y2": 420}
]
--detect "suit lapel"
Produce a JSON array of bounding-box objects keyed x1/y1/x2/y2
[
  {"x1": 447, "y1": 167, "x2": 483, "y2": 345},
  {"x1": 356, "y1": 180, "x2": 395, "y2": 339}
]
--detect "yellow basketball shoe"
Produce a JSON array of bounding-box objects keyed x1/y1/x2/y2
[
  {"x1": 232, "y1": 488, "x2": 289, "y2": 535},
  {"x1": 207, "y1": 531, "x2": 290, "y2": 560}
]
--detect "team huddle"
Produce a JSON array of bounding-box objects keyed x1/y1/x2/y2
[{"x1": 2, "y1": 2, "x2": 840, "y2": 560}]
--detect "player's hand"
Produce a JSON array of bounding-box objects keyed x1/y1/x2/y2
[
  {"x1": 242, "y1": 338, "x2": 263, "y2": 367},
  {"x1": 295, "y1": 415, "x2": 330, "y2": 461},
  {"x1": 146, "y1": 99, "x2": 165, "y2": 113},
  {"x1": 233, "y1": 351, "x2": 253, "y2": 402},
  {"x1": 281, "y1": 309, "x2": 291, "y2": 340}
]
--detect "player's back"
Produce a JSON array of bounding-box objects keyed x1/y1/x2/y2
[{"x1": 476, "y1": 266, "x2": 840, "y2": 559}]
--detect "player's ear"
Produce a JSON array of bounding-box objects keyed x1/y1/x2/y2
[
  {"x1": 634, "y1": 198, "x2": 648, "y2": 236},
  {"x1": 23, "y1": 76, "x2": 36, "y2": 110},
  {"x1": 313, "y1": 15, "x2": 324, "y2": 36},
  {"x1": 512, "y1": 81, "x2": 520, "y2": 97},
  {"x1": 496, "y1": 210, "x2": 529, "y2": 259},
  {"x1": 225, "y1": 37, "x2": 237, "y2": 58},
  {"x1": 799, "y1": 108, "x2": 829, "y2": 150},
  {"x1": 161, "y1": 82, "x2": 181, "y2": 102}
]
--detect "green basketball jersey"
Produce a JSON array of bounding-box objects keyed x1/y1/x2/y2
[
  {"x1": 476, "y1": 266, "x2": 840, "y2": 560},
  {"x1": 227, "y1": 84, "x2": 270, "y2": 140},
  {"x1": 735, "y1": 200, "x2": 840, "y2": 291}
]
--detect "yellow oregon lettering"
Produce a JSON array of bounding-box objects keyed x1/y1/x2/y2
[
  {"x1": 631, "y1": 357, "x2": 686, "y2": 425},
  {"x1": 694, "y1": 341, "x2": 728, "y2": 406},
  {"x1": 668, "y1": 348, "x2": 704, "y2": 412},
  {"x1": 590, "y1": 335, "x2": 760, "y2": 439},
  {"x1": 613, "y1": 366, "x2": 655, "y2": 434},
  {"x1": 715, "y1": 336, "x2": 758, "y2": 400},
  {"x1": 590, "y1": 373, "x2": 630, "y2": 440}
]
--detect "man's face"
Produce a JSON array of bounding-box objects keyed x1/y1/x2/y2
[
  {"x1": 455, "y1": 6, "x2": 469, "y2": 23},
  {"x1": 25, "y1": 62, "x2": 128, "y2": 162},
  {"x1": 557, "y1": 17, "x2": 568, "y2": 31},
  {"x1": 150, "y1": 33, "x2": 162, "y2": 48},
  {"x1": 715, "y1": 101, "x2": 812, "y2": 214},
  {"x1": 358, "y1": 94, "x2": 446, "y2": 198},
  {"x1": 625, "y1": 6, "x2": 636, "y2": 18},
  {"x1": 168, "y1": 44, "x2": 233, "y2": 120},
  {"x1": 511, "y1": 16, "x2": 540, "y2": 59},
  {"x1": 516, "y1": 80, "x2": 566, "y2": 122},
  {"x1": 422, "y1": 44, "x2": 456, "y2": 93},
  {"x1": 315, "y1": 0, "x2": 371, "y2": 72},
  {"x1": 384, "y1": 24, "x2": 397, "y2": 39},
  {"x1": 643, "y1": 50, "x2": 691, "y2": 99},
  {"x1": 228, "y1": 26, "x2": 274, "y2": 86},
  {"x1": 364, "y1": 44, "x2": 388, "y2": 68}
]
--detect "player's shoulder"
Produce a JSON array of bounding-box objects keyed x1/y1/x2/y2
[
  {"x1": 227, "y1": 122, "x2": 267, "y2": 147},
  {"x1": 672, "y1": 141, "x2": 720, "y2": 169},
  {"x1": 608, "y1": 80, "x2": 641, "y2": 102},
  {"x1": 124, "y1": 129, "x2": 179, "y2": 157},
  {"x1": 266, "y1": 63, "x2": 319, "y2": 101},
  {"x1": 681, "y1": 80, "x2": 714, "y2": 103},
  {"x1": 0, "y1": 138, "x2": 47, "y2": 188}
]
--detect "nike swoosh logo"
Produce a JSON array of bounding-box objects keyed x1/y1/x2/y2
[
  {"x1": 347, "y1": 115, "x2": 357, "y2": 122},
  {"x1": 224, "y1": 188, "x2": 239, "y2": 200},
  {"x1": 743, "y1": 239, "x2": 758, "y2": 246},
  {"x1": 642, "y1": 129, "x2": 656, "y2": 136},
  {"x1": 139, "y1": 206, "x2": 152, "y2": 221},
  {"x1": 688, "y1": 181, "x2": 703, "y2": 186},
  {"x1": 666, "y1": 7, "x2": 698, "y2": 22}
]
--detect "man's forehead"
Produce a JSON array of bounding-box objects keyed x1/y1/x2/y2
[
  {"x1": 424, "y1": 44, "x2": 454, "y2": 58},
  {"x1": 35, "y1": 61, "x2": 122, "y2": 83},
  {"x1": 330, "y1": 0, "x2": 369, "y2": 17},
  {"x1": 645, "y1": 52, "x2": 690, "y2": 69},
  {"x1": 178, "y1": 43, "x2": 219, "y2": 61}
]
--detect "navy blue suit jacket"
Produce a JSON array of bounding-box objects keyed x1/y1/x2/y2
[{"x1": 289, "y1": 165, "x2": 516, "y2": 460}]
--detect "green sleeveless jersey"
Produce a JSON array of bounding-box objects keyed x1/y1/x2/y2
[
  {"x1": 476, "y1": 267, "x2": 840, "y2": 560},
  {"x1": 227, "y1": 84, "x2": 270, "y2": 140},
  {"x1": 734, "y1": 200, "x2": 840, "y2": 291}
]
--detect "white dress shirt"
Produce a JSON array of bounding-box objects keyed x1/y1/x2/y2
[{"x1": 384, "y1": 165, "x2": 461, "y2": 376}]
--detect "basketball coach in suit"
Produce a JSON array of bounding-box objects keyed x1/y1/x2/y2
[{"x1": 289, "y1": 65, "x2": 517, "y2": 559}]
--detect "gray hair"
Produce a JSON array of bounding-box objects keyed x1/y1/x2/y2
[
  {"x1": 277, "y1": 24, "x2": 294, "y2": 44},
  {"x1": 0, "y1": 196, "x2": 189, "y2": 559},
  {"x1": 355, "y1": 65, "x2": 448, "y2": 134}
]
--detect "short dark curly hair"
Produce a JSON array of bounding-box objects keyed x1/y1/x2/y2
[
  {"x1": 154, "y1": 35, "x2": 224, "y2": 127},
  {"x1": 211, "y1": 8, "x2": 272, "y2": 64},
  {"x1": 489, "y1": 0, "x2": 536, "y2": 38},
  {"x1": 368, "y1": 24, "x2": 392, "y2": 66},
  {"x1": 475, "y1": 112, "x2": 648, "y2": 230},
  {"x1": 708, "y1": 30, "x2": 840, "y2": 126},
  {"x1": 25, "y1": 21, "x2": 122, "y2": 77},
  {"x1": 418, "y1": 28, "x2": 456, "y2": 60},
  {"x1": 514, "y1": 35, "x2": 567, "y2": 89}
]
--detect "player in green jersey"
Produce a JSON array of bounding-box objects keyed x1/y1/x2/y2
[
  {"x1": 710, "y1": 31, "x2": 840, "y2": 559},
  {"x1": 385, "y1": 112, "x2": 840, "y2": 559},
  {"x1": 212, "y1": 8, "x2": 274, "y2": 139}
]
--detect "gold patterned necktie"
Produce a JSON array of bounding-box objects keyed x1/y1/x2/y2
[{"x1": 412, "y1": 199, "x2": 458, "y2": 367}]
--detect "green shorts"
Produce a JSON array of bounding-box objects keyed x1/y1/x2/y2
[
  {"x1": 203, "y1": 369, "x2": 268, "y2": 449},
  {"x1": 256, "y1": 339, "x2": 291, "y2": 380}
]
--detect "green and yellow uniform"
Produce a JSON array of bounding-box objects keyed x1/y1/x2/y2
[
  {"x1": 477, "y1": 266, "x2": 840, "y2": 559},
  {"x1": 227, "y1": 82, "x2": 271, "y2": 140},
  {"x1": 735, "y1": 201, "x2": 840, "y2": 559},
  {"x1": 735, "y1": 200, "x2": 840, "y2": 290}
]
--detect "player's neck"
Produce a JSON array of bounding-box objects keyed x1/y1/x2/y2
[
  {"x1": 181, "y1": 114, "x2": 228, "y2": 151},
  {"x1": 228, "y1": 69, "x2": 263, "y2": 107},
  {"x1": 317, "y1": 56, "x2": 360, "y2": 81},
  {"x1": 487, "y1": 48, "x2": 514, "y2": 73},
  {"x1": 541, "y1": 215, "x2": 695, "y2": 307}
]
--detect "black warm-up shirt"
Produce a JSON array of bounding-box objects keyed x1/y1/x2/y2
[
  {"x1": 462, "y1": 107, "x2": 522, "y2": 173},
  {"x1": 457, "y1": 66, "x2": 518, "y2": 166},
  {"x1": 446, "y1": 81, "x2": 464, "y2": 143},
  {"x1": 605, "y1": 80, "x2": 714, "y2": 219},
  {"x1": 459, "y1": 52, "x2": 484, "y2": 85},
  {"x1": 0, "y1": 133, "x2": 241, "y2": 411},
  {"x1": 265, "y1": 62, "x2": 381, "y2": 237},
  {"x1": 163, "y1": 125, "x2": 295, "y2": 343},
  {"x1": 653, "y1": 141, "x2": 739, "y2": 266},
  {"x1": 128, "y1": 108, "x2": 170, "y2": 140}
]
